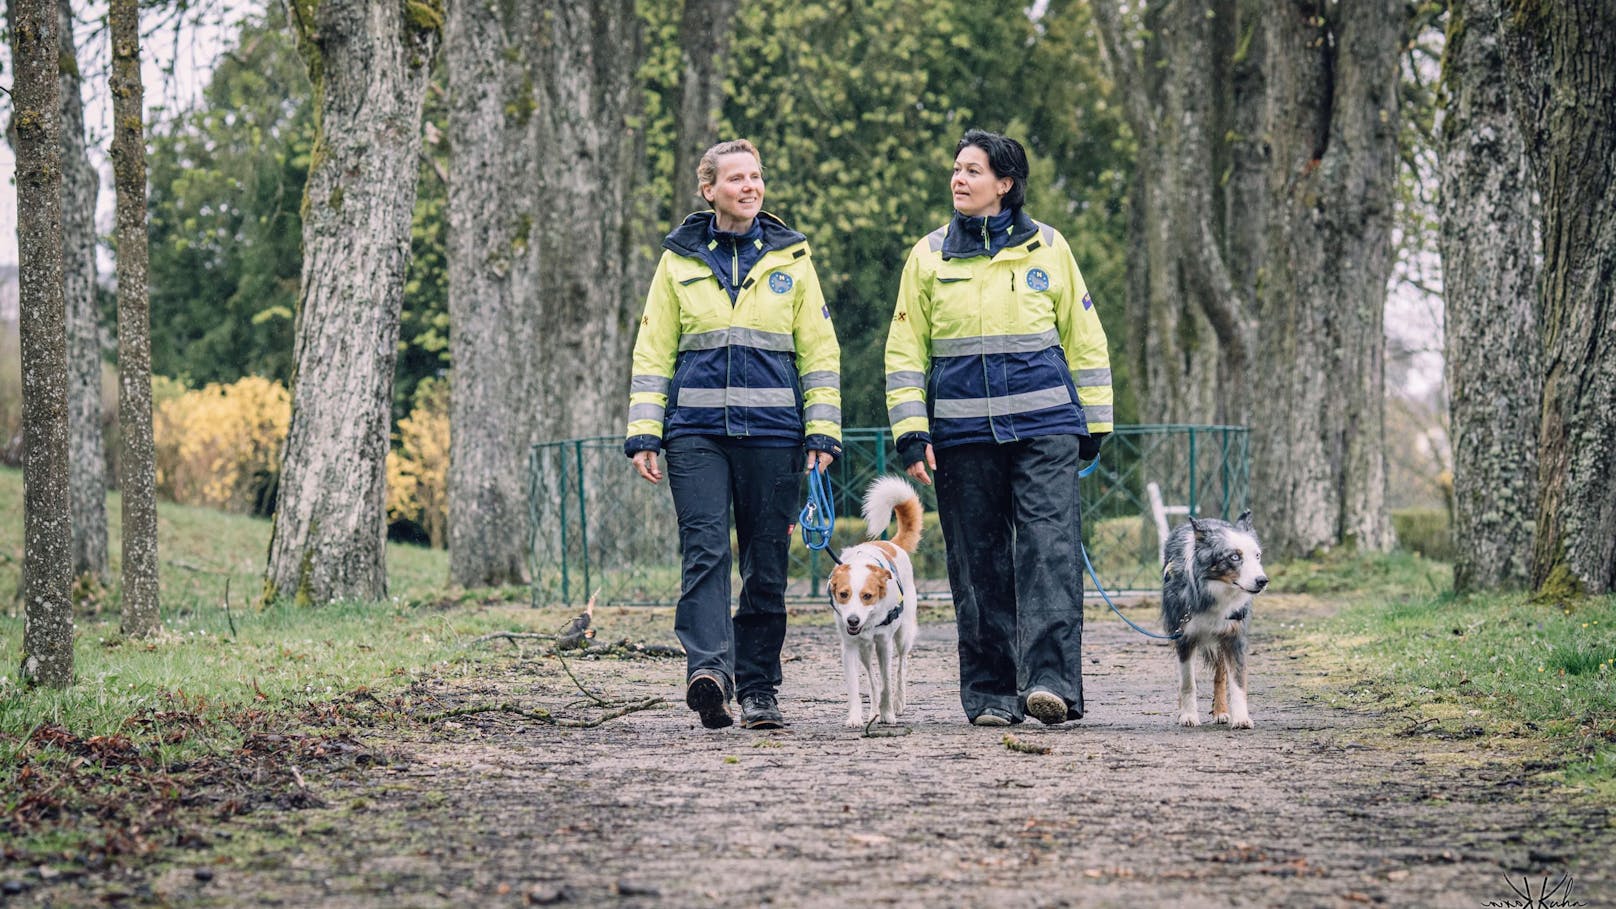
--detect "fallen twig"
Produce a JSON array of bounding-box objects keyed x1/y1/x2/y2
[
  {"x1": 1002, "y1": 734, "x2": 1052, "y2": 755},
  {"x1": 417, "y1": 698, "x2": 665, "y2": 728}
]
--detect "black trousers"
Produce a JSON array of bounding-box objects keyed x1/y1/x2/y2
[
  {"x1": 664, "y1": 435, "x2": 801, "y2": 700},
  {"x1": 934, "y1": 434, "x2": 1085, "y2": 722}
]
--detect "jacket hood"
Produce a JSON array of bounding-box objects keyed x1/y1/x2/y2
[
  {"x1": 663, "y1": 210, "x2": 806, "y2": 258},
  {"x1": 941, "y1": 207, "x2": 1040, "y2": 260}
]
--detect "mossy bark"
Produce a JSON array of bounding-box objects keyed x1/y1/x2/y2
[
  {"x1": 110, "y1": 0, "x2": 160, "y2": 636},
  {"x1": 1439, "y1": 0, "x2": 1541, "y2": 593},
  {"x1": 445, "y1": 0, "x2": 646, "y2": 588},
  {"x1": 12, "y1": 0, "x2": 75, "y2": 687},
  {"x1": 58, "y1": 0, "x2": 107, "y2": 588},
  {"x1": 265, "y1": 0, "x2": 440, "y2": 604},
  {"x1": 1500, "y1": 1, "x2": 1616, "y2": 595},
  {"x1": 1093, "y1": 1, "x2": 1404, "y2": 556}
]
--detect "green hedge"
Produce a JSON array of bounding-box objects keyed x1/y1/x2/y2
[{"x1": 1391, "y1": 507, "x2": 1453, "y2": 562}]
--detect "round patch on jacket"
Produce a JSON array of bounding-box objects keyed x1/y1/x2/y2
[
  {"x1": 1026, "y1": 267, "x2": 1051, "y2": 292},
  {"x1": 768, "y1": 271, "x2": 794, "y2": 294}
]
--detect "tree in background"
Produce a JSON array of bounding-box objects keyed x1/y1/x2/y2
[
  {"x1": 443, "y1": 0, "x2": 543, "y2": 587},
  {"x1": 264, "y1": 0, "x2": 441, "y2": 604},
  {"x1": 446, "y1": 0, "x2": 648, "y2": 585},
  {"x1": 1094, "y1": 0, "x2": 1407, "y2": 557},
  {"x1": 111, "y1": 0, "x2": 160, "y2": 636},
  {"x1": 144, "y1": 14, "x2": 310, "y2": 387},
  {"x1": 669, "y1": 0, "x2": 741, "y2": 216},
  {"x1": 59, "y1": 0, "x2": 107, "y2": 588},
  {"x1": 11, "y1": 0, "x2": 75, "y2": 686},
  {"x1": 690, "y1": 0, "x2": 1130, "y2": 428},
  {"x1": 1439, "y1": 0, "x2": 1539, "y2": 593},
  {"x1": 1499, "y1": 2, "x2": 1616, "y2": 595}
]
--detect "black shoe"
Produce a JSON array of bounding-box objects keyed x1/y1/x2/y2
[
  {"x1": 686, "y1": 672, "x2": 732, "y2": 729},
  {"x1": 738, "y1": 693, "x2": 785, "y2": 730}
]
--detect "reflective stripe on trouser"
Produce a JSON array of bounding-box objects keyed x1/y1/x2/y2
[
  {"x1": 934, "y1": 434, "x2": 1085, "y2": 721},
  {"x1": 665, "y1": 435, "x2": 801, "y2": 699}
]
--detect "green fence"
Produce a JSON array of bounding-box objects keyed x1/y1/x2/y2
[{"x1": 528, "y1": 425, "x2": 1248, "y2": 608}]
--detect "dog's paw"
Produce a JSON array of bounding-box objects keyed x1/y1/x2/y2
[
  {"x1": 845, "y1": 714, "x2": 866, "y2": 728},
  {"x1": 1230, "y1": 714, "x2": 1254, "y2": 729},
  {"x1": 878, "y1": 712, "x2": 897, "y2": 725},
  {"x1": 1177, "y1": 713, "x2": 1201, "y2": 727},
  {"x1": 1213, "y1": 712, "x2": 1231, "y2": 725}
]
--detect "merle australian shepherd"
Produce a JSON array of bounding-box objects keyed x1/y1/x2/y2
[{"x1": 1161, "y1": 512, "x2": 1268, "y2": 729}]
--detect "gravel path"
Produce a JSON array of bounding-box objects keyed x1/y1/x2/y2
[{"x1": 77, "y1": 598, "x2": 1616, "y2": 907}]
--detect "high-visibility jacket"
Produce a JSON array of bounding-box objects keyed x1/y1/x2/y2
[
  {"x1": 625, "y1": 211, "x2": 842, "y2": 458},
  {"x1": 885, "y1": 210, "x2": 1113, "y2": 451}
]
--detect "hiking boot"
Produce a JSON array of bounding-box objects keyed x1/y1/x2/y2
[
  {"x1": 739, "y1": 693, "x2": 785, "y2": 730},
  {"x1": 685, "y1": 672, "x2": 732, "y2": 729},
  {"x1": 971, "y1": 708, "x2": 1014, "y2": 727},
  {"x1": 1024, "y1": 689, "x2": 1068, "y2": 726}
]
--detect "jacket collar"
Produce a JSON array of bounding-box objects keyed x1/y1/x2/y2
[
  {"x1": 940, "y1": 207, "x2": 1039, "y2": 260},
  {"x1": 664, "y1": 210, "x2": 805, "y2": 259}
]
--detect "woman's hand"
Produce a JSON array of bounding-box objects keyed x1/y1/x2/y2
[
  {"x1": 905, "y1": 444, "x2": 937, "y2": 486},
  {"x1": 632, "y1": 450, "x2": 662, "y2": 484},
  {"x1": 805, "y1": 450, "x2": 834, "y2": 474}
]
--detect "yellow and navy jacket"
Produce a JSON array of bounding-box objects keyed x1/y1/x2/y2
[
  {"x1": 885, "y1": 209, "x2": 1113, "y2": 452},
  {"x1": 625, "y1": 211, "x2": 842, "y2": 458}
]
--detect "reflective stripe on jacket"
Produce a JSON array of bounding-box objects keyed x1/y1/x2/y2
[
  {"x1": 625, "y1": 211, "x2": 842, "y2": 457},
  {"x1": 884, "y1": 212, "x2": 1113, "y2": 451}
]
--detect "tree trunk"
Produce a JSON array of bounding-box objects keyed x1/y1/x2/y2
[
  {"x1": 1094, "y1": 0, "x2": 1401, "y2": 556},
  {"x1": 530, "y1": 2, "x2": 647, "y2": 443},
  {"x1": 1253, "y1": 1, "x2": 1401, "y2": 555},
  {"x1": 110, "y1": 0, "x2": 159, "y2": 635},
  {"x1": 266, "y1": 0, "x2": 440, "y2": 604},
  {"x1": 59, "y1": 0, "x2": 107, "y2": 587},
  {"x1": 1501, "y1": 1, "x2": 1616, "y2": 595},
  {"x1": 11, "y1": 0, "x2": 74, "y2": 687},
  {"x1": 1439, "y1": 0, "x2": 1540, "y2": 593},
  {"x1": 447, "y1": 1, "x2": 647, "y2": 588},
  {"x1": 445, "y1": 0, "x2": 540, "y2": 588},
  {"x1": 670, "y1": 0, "x2": 741, "y2": 216}
]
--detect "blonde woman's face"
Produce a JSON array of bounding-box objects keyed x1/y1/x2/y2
[{"x1": 702, "y1": 152, "x2": 764, "y2": 228}]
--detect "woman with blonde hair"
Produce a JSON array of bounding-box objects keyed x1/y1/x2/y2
[{"x1": 625, "y1": 140, "x2": 842, "y2": 730}]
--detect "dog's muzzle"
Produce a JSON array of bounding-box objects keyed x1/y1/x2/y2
[{"x1": 844, "y1": 616, "x2": 862, "y2": 635}]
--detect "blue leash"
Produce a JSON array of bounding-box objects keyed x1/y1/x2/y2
[
  {"x1": 1078, "y1": 456, "x2": 1180, "y2": 641},
  {"x1": 799, "y1": 467, "x2": 840, "y2": 563}
]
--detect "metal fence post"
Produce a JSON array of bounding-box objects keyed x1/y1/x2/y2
[
  {"x1": 576, "y1": 439, "x2": 591, "y2": 601},
  {"x1": 558, "y1": 444, "x2": 571, "y2": 603}
]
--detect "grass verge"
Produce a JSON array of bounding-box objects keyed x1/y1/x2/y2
[
  {"x1": 1278, "y1": 549, "x2": 1616, "y2": 801},
  {"x1": 0, "y1": 467, "x2": 673, "y2": 874}
]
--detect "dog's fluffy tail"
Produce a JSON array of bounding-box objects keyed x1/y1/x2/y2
[{"x1": 862, "y1": 475, "x2": 923, "y2": 553}]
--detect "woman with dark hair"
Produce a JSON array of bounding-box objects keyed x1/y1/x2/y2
[
  {"x1": 626, "y1": 139, "x2": 842, "y2": 731},
  {"x1": 885, "y1": 129, "x2": 1114, "y2": 727}
]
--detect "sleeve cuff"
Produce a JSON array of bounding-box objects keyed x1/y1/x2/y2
[
  {"x1": 804, "y1": 434, "x2": 842, "y2": 461},
  {"x1": 896, "y1": 432, "x2": 931, "y2": 468},
  {"x1": 624, "y1": 435, "x2": 662, "y2": 458}
]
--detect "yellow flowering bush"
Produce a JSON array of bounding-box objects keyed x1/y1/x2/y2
[
  {"x1": 153, "y1": 376, "x2": 290, "y2": 514},
  {"x1": 386, "y1": 378, "x2": 449, "y2": 548}
]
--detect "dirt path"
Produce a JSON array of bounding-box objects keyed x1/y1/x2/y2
[{"x1": 33, "y1": 597, "x2": 1616, "y2": 907}]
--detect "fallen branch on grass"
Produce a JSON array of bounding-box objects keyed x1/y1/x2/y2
[{"x1": 417, "y1": 698, "x2": 666, "y2": 728}]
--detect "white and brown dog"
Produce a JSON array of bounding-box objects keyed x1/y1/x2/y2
[{"x1": 827, "y1": 476, "x2": 922, "y2": 727}]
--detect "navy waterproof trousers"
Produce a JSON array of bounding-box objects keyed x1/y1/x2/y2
[
  {"x1": 664, "y1": 435, "x2": 801, "y2": 700},
  {"x1": 934, "y1": 434, "x2": 1086, "y2": 723}
]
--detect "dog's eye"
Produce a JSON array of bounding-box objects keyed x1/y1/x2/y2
[
  {"x1": 1255, "y1": 551, "x2": 1262, "y2": 560},
  {"x1": 1229, "y1": 552, "x2": 1242, "y2": 564},
  {"x1": 862, "y1": 593, "x2": 873, "y2": 601}
]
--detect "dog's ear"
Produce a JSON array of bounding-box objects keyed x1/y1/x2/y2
[
  {"x1": 1187, "y1": 516, "x2": 1207, "y2": 538},
  {"x1": 1234, "y1": 510, "x2": 1254, "y2": 533}
]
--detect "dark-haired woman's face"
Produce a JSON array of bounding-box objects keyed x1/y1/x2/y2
[{"x1": 952, "y1": 145, "x2": 1012, "y2": 218}]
